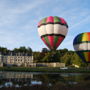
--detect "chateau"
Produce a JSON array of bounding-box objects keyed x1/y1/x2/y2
[
  {"x1": 0, "y1": 52, "x2": 65, "y2": 68},
  {"x1": 0, "y1": 52, "x2": 34, "y2": 67}
]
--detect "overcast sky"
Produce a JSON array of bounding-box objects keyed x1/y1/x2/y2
[{"x1": 0, "y1": 0, "x2": 90, "y2": 51}]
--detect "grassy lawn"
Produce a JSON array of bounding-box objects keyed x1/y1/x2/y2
[{"x1": 0, "y1": 67, "x2": 90, "y2": 73}]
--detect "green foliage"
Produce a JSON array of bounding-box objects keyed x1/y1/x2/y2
[
  {"x1": 0, "y1": 47, "x2": 9, "y2": 54},
  {"x1": 42, "y1": 48, "x2": 49, "y2": 53},
  {"x1": 0, "y1": 46, "x2": 32, "y2": 55},
  {"x1": 33, "y1": 48, "x2": 88, "y2": 67},
  {"x1": 60, "y1": 52, "x2": 72, "y2": 66},
  {"x1": 13, "y1": 46, "x2": 32, "y2": 54}
]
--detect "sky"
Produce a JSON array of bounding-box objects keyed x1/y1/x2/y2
[{"x1": 0, "y1": 0, "x2": 90, "y2": 51}]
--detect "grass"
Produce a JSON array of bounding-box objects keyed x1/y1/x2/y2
[{"x1": 0, "y1": 67, "x2": 90, "y2": 73}]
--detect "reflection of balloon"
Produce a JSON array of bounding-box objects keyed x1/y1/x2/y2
[
  {"x1": 38, "y1": 16, "x2": 68, "y2": 50},
  {"x1": 73, "y1": 32, "x2": 90, "y2": 63}
]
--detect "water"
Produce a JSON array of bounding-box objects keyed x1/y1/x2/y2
[{"x1": 0, "y1": 71, "x2": 90, "y2": 89}]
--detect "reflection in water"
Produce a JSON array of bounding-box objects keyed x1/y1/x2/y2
[
  {"x1": 31, "y1": 81, "x2": 42, "y2": 85},
  {"x1": 0, "y1": 71, "x2": 34, "y2": 88},
  {"x1": 0, "y1": 71, "x2": 90, "y2": 89},
  {"x1": 0, "y1": 71, "x2": 33, "y2": 79}
]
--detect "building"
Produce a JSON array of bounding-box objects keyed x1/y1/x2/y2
[
  {"x1": 0, "y1": 52, "x2": 34, "y2": 67},
  {"x1": 35, "y1": 62, "x2": 65, "y2": 68},
  {"x1": 0, "y1": 52, "x2": 3, "y2": 67}
]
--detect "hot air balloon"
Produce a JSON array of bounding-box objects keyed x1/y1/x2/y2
[
  {"x1": 73, "y1": 32, "x2": 90, "y2": 63},
  {"x1": 38, "y1": 16, "x2": 68, "y2": 50}
]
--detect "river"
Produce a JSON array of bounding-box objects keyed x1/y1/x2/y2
[{"x1": 0, "y1": 71, "x2": 90, "y2": 90}]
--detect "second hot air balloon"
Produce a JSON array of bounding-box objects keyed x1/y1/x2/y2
[
  {"x1": 73, "y1": 32, "x2": 90, "y2": 63},
  {"x1": 38, "y1": 16, "x2": 68, "y2": 50}
]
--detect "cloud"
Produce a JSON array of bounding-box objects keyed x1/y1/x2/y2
[
  {"x1": 11, "y1": 0, "x2": 48, "y2": 14},
  {"x1": 69, "y1": 15, "x2": 90, "y2": 30},
  {"x1": 0, "y1": 0, "x2": 49, "y2": 27}
]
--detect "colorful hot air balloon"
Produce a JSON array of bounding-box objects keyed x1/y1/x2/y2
[
  {"x1": 38, "y1": 16, "x2": 68, "y2": 50},
  {"x1": 73, "y1": 32, "x2": 90, "y2": 63}
]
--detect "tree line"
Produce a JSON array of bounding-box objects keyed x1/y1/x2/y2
[
  {"x1": 33, "y1": 48, "x2": 89, "y2": 67},
  {"x1": 0, "y1": 46, "x2": 32, "y2": 55},
  {"x1": 0, "y1": 46, "x2": 89, "y2": 67}
]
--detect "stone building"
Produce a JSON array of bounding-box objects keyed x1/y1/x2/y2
[
  {"x1": 0, "y1": 53, "x2": 3, "y2": 67},
  {"x1": 0, "y1": 52, "x2": 34, "y2": 67}
]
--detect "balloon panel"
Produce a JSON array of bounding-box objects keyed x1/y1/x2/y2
[
  {"x1": 73, "y1": 32, "x2": 90, "y2": 45},
  {"x1": 76, "y1": 51, "x2": 90, "y2": 63},
  {"x1": 41, "y1": 35, "x2": 64, "y2": 50},
  {"x1": 46, "y1": 24, "x2": 54, "y2": 34},
  {"x1": 54, "y1": 24, "x2": 68, "y2": 35},
  {"x1": 38, "y1": 16, "x2": 68, "y2": 27}
]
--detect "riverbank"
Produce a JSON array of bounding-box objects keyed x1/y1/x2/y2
[{"x1": 0, "y1": 67, "x2": 90, "y2": 73}]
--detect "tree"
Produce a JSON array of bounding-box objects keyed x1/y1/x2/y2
[
  {"x1": 72, "y1": 53, "x2": 87, "y2": 67},
  {"x1": 13, "y1": 46, "x2": 32, "y2": 55},
  {"x1": 42, "y1": 52, "x2": 51, "y2": 62},
  {"x1": 42, "y1": 48, "x2": 49, "y2": 53},
  {"x1": 33, "y1": 52, "x2": 44, "y2": 62},
  {"x1": 60, "y1": 52, "x2": 72, "y2": 66},
  {"x1": 0, "y1": 46, "x2": 9, "y2": 54},
  {"x1": 18, "y1": 46, "x2": 27, "y2": 52},
  {"x1": 27, "y1": 47, "x2": 32, "y2": 55}
]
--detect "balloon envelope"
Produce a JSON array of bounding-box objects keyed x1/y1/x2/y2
[
  {"x1": 38, "y1": 16, "x2": 68, "y2": 50},
  {"x1": 73, "y1": 32, "x2": 90, "y2": 63}
]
